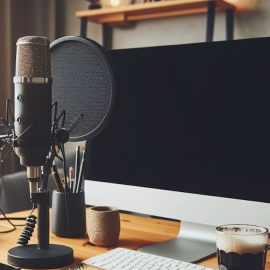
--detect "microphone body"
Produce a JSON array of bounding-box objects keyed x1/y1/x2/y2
[
  {"x1": 14, "y1": 81, "x2": 51, "y2": 166},
  {"x1": 13, "y1": 36, "x2": 52, "y2": 193}
]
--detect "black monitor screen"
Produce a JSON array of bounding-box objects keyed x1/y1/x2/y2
[{"x1": 85, "y1": 38, "x2": 270, "y2": 203}]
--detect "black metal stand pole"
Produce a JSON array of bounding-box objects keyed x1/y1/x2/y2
[
  {"x1": 226, "y1": 8, "x2": 235, "y2": 40},
  {"x1": 103, "y1": 24, "x2": 112, "y2": 50},
  {"x1": 206, "y1": 1, "x2": 216, "y2": 42},
  {"x1": 38, "y1": 190, "x2": 50, "y2": 249},
  {"x1": 80, "y1": 17, "x2": 87, "y2": 37}
]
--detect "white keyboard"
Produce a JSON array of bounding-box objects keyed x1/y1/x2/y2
[{"x1": 83, "y1": 248, "x2": 214, "y2": 270}]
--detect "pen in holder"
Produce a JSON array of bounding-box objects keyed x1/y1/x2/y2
[{"x1": 52, "y1": 190, "x2": 86, "y2": 238}]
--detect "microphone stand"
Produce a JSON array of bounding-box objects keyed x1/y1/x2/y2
[
  {"x1": 7, "y1": 140, "x2": 74, "y2": 269},
  {"x1": 38, "y1": 152, "x2": 55, "y2": 250},
  {"x1": 2, "y1": 101, "x2": 84, "y2": 269}
]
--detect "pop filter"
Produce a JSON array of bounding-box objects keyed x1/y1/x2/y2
[{"x1": 50, "y1": 36, "x2": 114, "y2": 141}]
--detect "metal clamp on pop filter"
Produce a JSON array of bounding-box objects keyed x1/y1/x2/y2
[{"x1": 1, "y1": 36, "x2": 115, "y2": 269}]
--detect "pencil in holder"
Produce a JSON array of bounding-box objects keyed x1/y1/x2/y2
[{"x1": 52, "y1": 190, "x2": 86, "y2": 238}]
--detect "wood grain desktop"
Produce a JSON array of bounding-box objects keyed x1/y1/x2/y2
[{"x1": 0, "y1": 209, "x2": 270, "y2": 269}]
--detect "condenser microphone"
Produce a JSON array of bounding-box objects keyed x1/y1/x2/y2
[{"x1": 14, "y1": 36, "x2": 52, "y2": 195}]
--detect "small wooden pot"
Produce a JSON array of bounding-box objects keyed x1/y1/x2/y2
[{"x1": 87, "y1": 206, "x2": 120, "y2": 247}]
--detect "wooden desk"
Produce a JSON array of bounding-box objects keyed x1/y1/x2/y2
[
  {"x1": 1, "y1": 210, "x2": 270, "y2": 270},
  {"x1": 76, "y1": 0, "x2": 236, "y2": 49}
]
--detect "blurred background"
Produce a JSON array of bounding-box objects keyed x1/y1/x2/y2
[{"x1": 0, "y1": 0, "x2": 268, "y2": 176}]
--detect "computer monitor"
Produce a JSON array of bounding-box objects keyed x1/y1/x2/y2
[{"x1": 84, "y1": 37, "x2": 270, "y2": 262}]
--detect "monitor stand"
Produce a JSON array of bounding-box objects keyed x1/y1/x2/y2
[{"x1": 139, "y1": 221, "x2": 216, "y2": 263}]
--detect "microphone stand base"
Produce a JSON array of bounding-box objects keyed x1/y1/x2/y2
[{"x1": 8, "y1": 244, "x2": 74, "y2": 269}]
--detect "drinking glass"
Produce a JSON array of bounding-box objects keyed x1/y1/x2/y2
[{"x1": 216, "y1": 224, "x2": 269, "y2": 270}]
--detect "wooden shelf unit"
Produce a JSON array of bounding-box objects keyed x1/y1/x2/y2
[
  {"x1": 76, "y1": 0, "x2": 235, "y2": 25},
  {"x1": 76, "y1": 0, "x2": 236, "y2": 49}
]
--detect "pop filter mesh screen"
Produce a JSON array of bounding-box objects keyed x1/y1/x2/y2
[{"x1": 50, "y1": 37, "x2": 114, "y2": 141}]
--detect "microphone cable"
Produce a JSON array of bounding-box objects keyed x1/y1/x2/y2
[
  {"x1": 0, "y1": 204, "x2": 35, "y2": 233},
  {"x1": 17, "y1": 205, "x2": 37, "y2": 246},
  {"x1": 0, "y1": 207, "x2": 16, "y2": 233}
]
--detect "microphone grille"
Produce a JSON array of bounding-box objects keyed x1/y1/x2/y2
[{"x1": 16, "y1": 36, "x2": 51, "y2": 78}]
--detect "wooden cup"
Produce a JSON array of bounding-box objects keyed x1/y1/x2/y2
[{"x1": 87, "y1": 206, "x2": 120, "y2": 247}]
